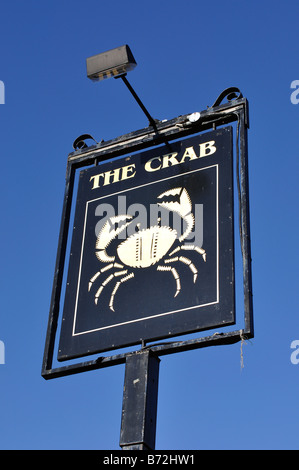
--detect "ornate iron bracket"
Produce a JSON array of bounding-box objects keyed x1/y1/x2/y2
[
  {"x1": 209, "y1": 87, "x2": 243, "y2": 108},
  {"x1": 72, "y1": 134, "x2": 98, "y2": 150}
]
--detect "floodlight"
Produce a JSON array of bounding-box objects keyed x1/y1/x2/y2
[
  {"x1": 86, "y1": 45, "x2": 137, "y2": 81},
  {"x1": 86, "y1": 45, "x2": 157, "y2": 129}
]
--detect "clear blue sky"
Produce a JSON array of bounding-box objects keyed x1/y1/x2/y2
[{"x1": 0, "y1": 0, "x2": 299, "y2": 450}]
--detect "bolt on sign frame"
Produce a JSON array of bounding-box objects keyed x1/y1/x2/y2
[{"x1": 42, "y1": 88, "x2": 253, "y2": 380}]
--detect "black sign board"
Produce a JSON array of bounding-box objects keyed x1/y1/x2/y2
[{"x1": 58, "y1": 127, "x2": 234, "y2": 361}]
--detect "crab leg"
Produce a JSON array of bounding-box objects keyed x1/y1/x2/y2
[
  {"x1": 94, "y1": 269, "x2": 128, "y2": 305},
  {"x1": 88, "y1": 262, "x2": 124, "y2": 291},
  {"x1": 169, "y1": 244, "x2": 206, "y2": 262},
  {"x1": 179, "y1": 256, "x2": 198, "y2": 283},
  {"x1": 157, "y1": 265, "x2": 181, "y2": 297},
  {"x1": 164, "y1": 255, "x2": 198, "y2": 283},
  {"x1": 109, "y1": 273, "x2": 135, "y2": 312}
]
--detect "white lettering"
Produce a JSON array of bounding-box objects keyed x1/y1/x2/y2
[
  {"x1": 0, "y1": 340, "x2": 5, "y2": 364},
  {"x1": 290, "y1": 340, "x2": 299, "y2": 364},
  {"x1": 103, "y1": 454, "x2": 138, "y2": 467},
  {"x1": 162, "y1": 152, "x2": 180, "y2": 168},
  {"x1": 0, "y1": 81, "x2": 4, "y2": 104},
  {"x1": 290, "y1": 80, "x2": 299, "y2": 104},
  {"x1": 199, "y1": 140, "x2": 217, "y2": 157},
  {"x1": 180, "y1": 146, "x2": 198, "y2": 163},
  {"x1": 90, "y1": 164, "x2": 136, "y2": 189},
  {"x1": 144, "y1": 156, "x2": 161, "y2": 172},
  {"x1": 94, "y1": 203, "x2": 115, "y2": 237}
]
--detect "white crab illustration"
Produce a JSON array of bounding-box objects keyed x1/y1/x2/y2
[{"x1": 88, "y1": 187, "x2": 206, "y2": 311}]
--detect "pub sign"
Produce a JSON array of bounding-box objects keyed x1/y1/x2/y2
[{"x1": 58, "y1": 126, "x2": 235, "y2": 361}]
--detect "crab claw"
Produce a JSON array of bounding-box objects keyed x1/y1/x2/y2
[
  {"x1": 157, "y1": 187, "x2": 194, "y2": 241},
  {"x1": 95, "y1": 215, "x2": 133, "y2": 263}
]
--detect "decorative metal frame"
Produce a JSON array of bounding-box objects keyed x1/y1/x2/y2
[{"x1": 42, "y1": 88, "x2": 253, "y2": 379}]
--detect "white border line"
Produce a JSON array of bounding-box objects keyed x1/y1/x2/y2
[{"x1": 72, "y1": 164, "x2": 219, "y2": 336}]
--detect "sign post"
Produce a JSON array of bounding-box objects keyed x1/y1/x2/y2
[
  {"x1": 120, "y1": 350, "x2": 160, "y2": 450},
  {"x1": 42, "y1": 89, "x2": 253, "y2": 450}
]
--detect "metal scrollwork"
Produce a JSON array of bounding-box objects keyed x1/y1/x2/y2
[
  {"x1": 209, "y1": 87, "x2": 243, "y2": 108},
  {"x1": 72, "y1": 134, "x2": 98, "y2": 150}
]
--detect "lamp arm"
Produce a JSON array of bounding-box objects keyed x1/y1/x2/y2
[{"x1": 116, "y1": 74, "x2": 158, "y2": 130}]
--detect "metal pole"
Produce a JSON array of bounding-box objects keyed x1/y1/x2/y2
[
  {"x1": 117, "y1": 74, "x2": 158, "y2": 130},
  {"x1": 119, "y1": 350, "x2": 160, "y2": 450},
  {"x1": 239, "y1": 109, "x2": 254, "y2": 336}
]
